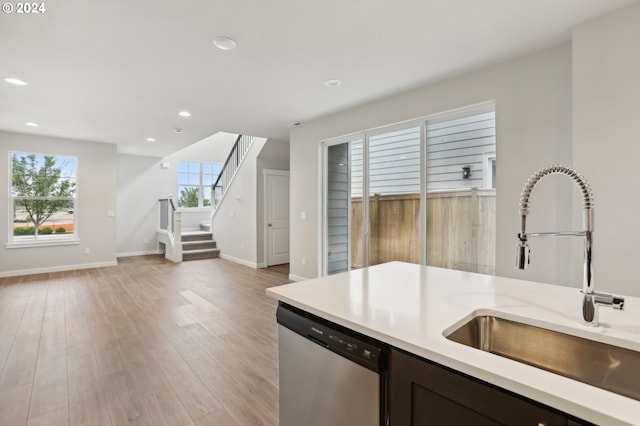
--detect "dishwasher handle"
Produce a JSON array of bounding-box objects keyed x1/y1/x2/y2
[{"x1": 307, "y1": 335, "x2": 329, "y2": 348}]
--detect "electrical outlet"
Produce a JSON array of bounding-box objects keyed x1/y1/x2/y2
[{"x1": 84, "y1": 248, "x2": 90, "y2": 255}]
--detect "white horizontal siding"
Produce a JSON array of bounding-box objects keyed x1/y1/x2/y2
[
  {"x1": 427, "y1": 133, "x2": 495, "y2": 153},
  {"x1": 352, "y1": 126, "x2": 421, "y2": 195},
  {"x1": 426, "y1": 111, "x2": 495, "y2": 190},
  {"x1": 348, "y1": 111, "x2": 495, "y2": 196}
]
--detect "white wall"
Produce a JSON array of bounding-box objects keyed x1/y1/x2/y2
[
  {"x1": 212, "y1": 138, "x2": 268, "y2": 268},
  {"x1": 116, "y1": 154, "x2": 173, "y2": 256},
  {"x1": 171, "y1": 132, "x2": 238, "y2": 164},
  {"x1": 573, "y1": 2, "x2": 640, "y2": 297},
  {"x1": 116, "y1": 132, "x2": 237, "y2": 256},
  {"x1": 0, "y1": 131, "x2": 118, "y2": 276},
  {"x1": 290, "y1": 44, "x2": 574, "y2": 283}
]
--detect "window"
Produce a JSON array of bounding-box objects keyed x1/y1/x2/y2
[
  {"x1": 177, "y1": 160, "x2": 222, "y2": 208},
  {"x1": 484, "y1": 153, "x2": 496, "y2": 189},
  {"x1": 10, "y1": 152, "x2": 77, "y2": 244}
]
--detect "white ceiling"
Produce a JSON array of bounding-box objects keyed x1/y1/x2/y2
[{"x1": 1, "y1": 0, "x2": 637, "y2": 157}]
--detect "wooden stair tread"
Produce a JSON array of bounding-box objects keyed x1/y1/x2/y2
[
  {"x1": 183, "y1": 248, "x2": 219, "y2": 254},
  {"x1": 181, "y1": 231, "x2": 213, "y2": 241},
  {"x1": 182, "y1": 240, "x2": 217, "y2": 248},
  {"x1": 182, "y1": 247, "x2": 220, "y2": 261}
]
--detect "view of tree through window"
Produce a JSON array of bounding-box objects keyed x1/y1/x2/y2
[
  {"x1": 178, "y1": 161, "x2": 222, "y2": 208},
  {"x1": 10, "y1": 152, "x2": 77, "y2": 240}
]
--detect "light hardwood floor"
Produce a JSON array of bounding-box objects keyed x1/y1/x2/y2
[{"x1": 0, "y1": 255, "x2": 291, "y2": 425}]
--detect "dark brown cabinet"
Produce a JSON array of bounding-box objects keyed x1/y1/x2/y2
[{"x1": 388, "y1": 349, "x2": 591, "y2": 426}]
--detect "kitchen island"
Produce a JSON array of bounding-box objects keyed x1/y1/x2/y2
[{"x1": 266, "y1": 261, "x2": 640, "y2": 426}]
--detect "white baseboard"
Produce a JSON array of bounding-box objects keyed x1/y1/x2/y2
[
  {"x1": 288, "y1": 273, "x2": 309, "y2": 282},
  {"x1": 117, "y1": 250, "x2": 162, "y2": 258},
  {"x1": 219, "y1": 253, "x2": 258, "y2": 269},
  {"x1": 0, "y1": 260, "x2": 118, "y2": 278},
  {"x1": 257, "y1": 262, "x2": 267, "y2": 268}
]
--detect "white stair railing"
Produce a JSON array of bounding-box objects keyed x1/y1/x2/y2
[{"x1": 158, "y1": 195, "x2": 182, "y2": 262}]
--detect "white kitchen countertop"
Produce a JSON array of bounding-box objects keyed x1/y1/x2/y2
[{"x1": 266, "y1": 262, "x2": 640, "y2": 426}]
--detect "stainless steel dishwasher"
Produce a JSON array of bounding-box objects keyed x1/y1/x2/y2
[{"x1": 276, "y1": 303, "x2": 388, "y2": 426}]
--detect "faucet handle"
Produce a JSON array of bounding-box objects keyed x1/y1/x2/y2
[
  {"x1": 611, "y1": 296, "x2": 625, "y2": 311},
  {"x1": 594, "y1": 292, "x2": 625, "y2": 311}
]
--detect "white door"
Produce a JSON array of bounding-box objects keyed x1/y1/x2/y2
[{"x1": 266, "y1": 171, "x2": 290, "y2": 266}]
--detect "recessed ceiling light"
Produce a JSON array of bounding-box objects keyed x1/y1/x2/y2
[
  {"x1": 146, "y1": 137, "x2": 156, "y2": 143},
  {"x1": 324, "y1": 79, "x2": 342, "y2": 88},
  {"x1": 5, "y1": 77, "x2": 28, "y2": 86},
  {"x1": 178, "y1": 111, "x2": 192, "y2": 117},
  {"x1": 25, "y1": 122, "x2": 40, "y2": 127},
  {"x1": 213, "y1": 36, "x2": 237, "y2": 51}
]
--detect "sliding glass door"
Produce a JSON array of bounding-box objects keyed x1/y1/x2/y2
[
  {"x1": 425, "y1": 110, "x2": 496, "y2": 274},
  {"x1": 322, "y1": 104, "x2": 496, "y2": 276},
  {"x1": 322, "y1": 125, "x2": 424, "y2": 275},
  {"x1": 367, "y1": 125, "x2": 422, "y2": 266}
]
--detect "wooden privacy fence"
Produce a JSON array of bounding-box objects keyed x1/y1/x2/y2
[{"x1": 351, "y1": 188, "x2": 495, "y2": 275}]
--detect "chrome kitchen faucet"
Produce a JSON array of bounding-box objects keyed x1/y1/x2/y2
[{"x1": 516, "y1": 165, "x2": 624, "y2": 326}]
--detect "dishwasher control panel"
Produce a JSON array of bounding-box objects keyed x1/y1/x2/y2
[{"x1": 277, "y1": 303, "x2": 386, "y2": 372}]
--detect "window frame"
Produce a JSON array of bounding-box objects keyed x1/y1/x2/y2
[
  {"x1": 7, "y1": 151, "x2": 79, "y2": 249},
  {"x1": 483, "y1": 152, "x2": 497, "y2": 189}
]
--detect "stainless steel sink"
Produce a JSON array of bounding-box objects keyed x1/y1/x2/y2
[{"x1": 446, "y1": 315, "x2": 640, "y2": 401}]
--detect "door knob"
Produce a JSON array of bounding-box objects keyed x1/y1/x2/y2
[{"x1": 268, "y1": 223, "x2": 273, "y2": 227}]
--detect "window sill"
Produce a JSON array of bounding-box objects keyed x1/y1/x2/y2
[{"x1": 6, "y1": 238, "x2": 80, "y2": 249}]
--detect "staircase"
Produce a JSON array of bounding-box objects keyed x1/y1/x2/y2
[
  {"x1": 212, "y1": 134, "x2": 255, "y2": 210},
  {"x1": 181, "y1": 225, "x2": 219, "y2": 261}
]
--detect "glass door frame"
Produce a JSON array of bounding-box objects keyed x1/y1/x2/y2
[
  {"x1": 320, "y1": 119, "x2": 427, "y2": 276},
  {"x1": 364, "y1": 120, "x2": 427, "y2": 267},
  {"x1": 320, "y1": 134, "x2": 365, "y2": 276}
]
